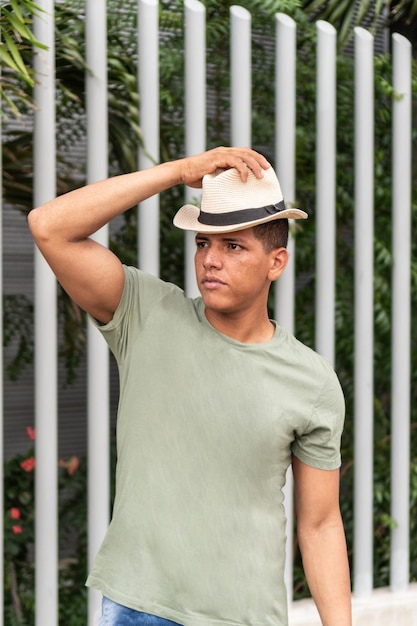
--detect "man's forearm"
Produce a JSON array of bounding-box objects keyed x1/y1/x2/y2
[
  {"x1": 299, "y1": 520, "x2": 352, "y2": 626},
  {"x1": 29, "y1": 160, "x2": 184, "y2": 244}
]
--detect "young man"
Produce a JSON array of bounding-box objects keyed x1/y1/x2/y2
[{"x1": 29, "y1": 146, "x2": 352, "y2": 626}]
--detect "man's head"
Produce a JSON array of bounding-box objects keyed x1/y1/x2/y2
[{"x1": 173, "y1": 164, "x2": 307, "y2": 234}]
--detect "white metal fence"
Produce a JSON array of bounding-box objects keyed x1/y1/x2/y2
[{"x1": 1, "y1": 0, "x2": 415, "y2": 624}]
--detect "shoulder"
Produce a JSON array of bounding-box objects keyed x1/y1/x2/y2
[
  {"x1": 274, "y1": 327, "x2": 345, "y2": 427},
  {"x1": 95, "y1": 267, "x2": 198, "y2": 361},
  {"x1": 277, "y1": 327, "x2": 338, "y2": 385}
]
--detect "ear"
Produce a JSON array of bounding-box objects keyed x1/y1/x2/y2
[{"x1": 268, "y1": 247, "x2": 289, "y2": 282}]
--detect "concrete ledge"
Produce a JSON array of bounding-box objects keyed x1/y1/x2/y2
[{"x1": 289, "y1": 583, "x2": 417, "y2": 626}]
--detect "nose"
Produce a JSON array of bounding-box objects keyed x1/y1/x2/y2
[{"x1": 202, "y1": 245, "x2": 222, "y2": 269}]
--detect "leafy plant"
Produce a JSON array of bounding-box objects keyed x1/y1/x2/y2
[
  {"x1": 3, "y1": 295, "x2": 34, "y2": 381},
  {"x1": 0, "y1": 0, "x2": 48, "y2": 116},
  {"x1": 4, "y1": 427, "x2": 87, "y2": 625}
]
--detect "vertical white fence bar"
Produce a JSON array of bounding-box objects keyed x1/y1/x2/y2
[
  {"x1": 390, "y1": 32, "x2": 411, "y2": 593},
  {"x1": 85, "y1": 2, "x2": 110, "y2": 624},
  {"x1": 353, "y1": 27, "x2": 374, "y2": 598},
  {"x1": 275, "y1": 12, "x2": 296, "y2": 604},
  {"x1": 138, "y1": 0, "x2": 160, "y2": 277},
  {"x1": 230, "y1": 6, "x2": 251, "y2": 147},
  {"x1": 184, "y1": 0, "x2": 206, "y2": 297},
  {"x1": 33, "y1": 2, "x2": 58, "y2": 624},
  {"x1": 315, "y1": 21, "x2": 336, "y2": 366},
  {"x1": 275, "y1": 13, "x2": 296, "y2": 333}
]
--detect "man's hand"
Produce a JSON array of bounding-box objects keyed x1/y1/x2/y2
[{"x1": 178, "y1": 146, "x2": 271, "y2": 188}]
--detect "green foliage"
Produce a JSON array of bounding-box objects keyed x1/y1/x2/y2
[
  {"x1": 301, "y1": 0, "x2": 414, "y2": 49},
  {"x1": 4, "y1": 427, "x2": 87, "y2": 625},
  {"x1": 58, "y1": 287, "x2": 86, "y2": 385},
  {"x1": 3, "y1": 295, "x2": 34, "y2": 381},
  {"x1": 390, "y1": 0, "x2": 417, "y2": 26},
  {"x1": 0, "y1": 0, "x2": 47, "y2": 117}
]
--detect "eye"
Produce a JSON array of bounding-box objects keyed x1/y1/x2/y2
[
  {"x1": 196, "y1": 240, "x2": 208, "y2": 249},
  {"x1": 228, "y1": 243, "x2": 241, "y2": 250}
]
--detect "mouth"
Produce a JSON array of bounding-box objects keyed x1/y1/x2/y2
[{"x1": 201, "y1": 276, "x2": 226, "y2": 289}]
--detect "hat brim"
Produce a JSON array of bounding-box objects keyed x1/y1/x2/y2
[{"x1": 173, "y1": 204, "x2": 308, "y2": 233}]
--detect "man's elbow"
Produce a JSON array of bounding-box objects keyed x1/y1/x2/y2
[
  {"x1": 297, "y1": 509, "x2": 344, "y2": 542},
  {"x1": 28, "y1": 207, "x2": 46, "y2": 244},
  {"x1": 28, "y1": 207, "x2": 58, "y2": 248}
]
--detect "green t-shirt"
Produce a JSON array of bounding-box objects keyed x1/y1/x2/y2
[{"x1": 87, "y1": 265, "x2": 345, "y2": 626}]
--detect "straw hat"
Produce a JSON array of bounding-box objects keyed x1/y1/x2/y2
[{"x1": 173, "y1": 166, "x2": 307, "y2": 233}]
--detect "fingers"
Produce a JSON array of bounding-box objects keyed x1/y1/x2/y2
[
  {"x1": 208, "y1": 146, "x2": 270, "y2": 181},
  {"x1": 180, "y1": 146, "x2": 270, "y2": 187},
  {"x1": 234, "y1": 148, "x2": 271, "y2": 180}
]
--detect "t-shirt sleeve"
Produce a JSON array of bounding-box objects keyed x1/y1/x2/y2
[
  {"x1": 291, "y1": 368, "x2": 345, "y2": 470},
  {"x1": 89, "y1": 265, "x2": 181, "y2": 363}
]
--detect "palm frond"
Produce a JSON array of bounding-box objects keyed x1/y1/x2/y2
[{"x1": 0, "y1": 0, "x2": 46, "y2": 114}]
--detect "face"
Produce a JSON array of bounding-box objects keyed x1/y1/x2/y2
[{"x1": 194, "y1": 227, "x2": 287, "y2": 319}]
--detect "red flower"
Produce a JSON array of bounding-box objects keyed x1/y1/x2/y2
[
  {"x1": 12, "y1": 525, "x2": 23, "y2": 534},
  {"x1": 66, "y1": 456, "x2": 79, "y2": 476},
  {"x1": 10, "y1": 508, "x2": 20, "y2": 520},
  {"x1": 20, "y1": 457, "x2": 36, "y2": 472},
  {"x1": 26, "y1": 426, "x2": 36, "y2": 441}
]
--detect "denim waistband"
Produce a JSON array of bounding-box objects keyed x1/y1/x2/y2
[{"x1": 99, "y1": 596, "x2": 182, "y2": 626}]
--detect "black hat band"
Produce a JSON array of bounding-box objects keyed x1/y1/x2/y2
[{"x1": 198, "y1": 200, "x2": 286, "y2": 226}]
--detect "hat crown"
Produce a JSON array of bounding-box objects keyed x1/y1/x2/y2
[
  {"x1": 201, "y1": 167, "x2": 283, "y2": 215},
  {"x1": 172, "y1": 162, "x2": 307, "y2": 233}
]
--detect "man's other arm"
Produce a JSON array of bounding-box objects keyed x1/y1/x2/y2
[{"x1": 292, "y1": 455, "x2": 352, "y2": 626}]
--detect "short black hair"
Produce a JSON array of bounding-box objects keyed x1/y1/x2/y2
[{"x1": 253, "y1": 219, "x2": 289, "y2": 252}]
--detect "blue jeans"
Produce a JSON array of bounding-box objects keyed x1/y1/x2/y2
[{"x1": 99, "y1": 597, "x2": 182, "y2": 626}]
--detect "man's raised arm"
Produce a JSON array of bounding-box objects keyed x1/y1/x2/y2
[{"x1": 28, "y1": 147, "x2": 270, "y2": 324}]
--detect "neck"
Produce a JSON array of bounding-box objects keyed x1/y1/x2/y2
[{"x1": 204, "y1": 308, "x2": 275, "y2": 344}]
